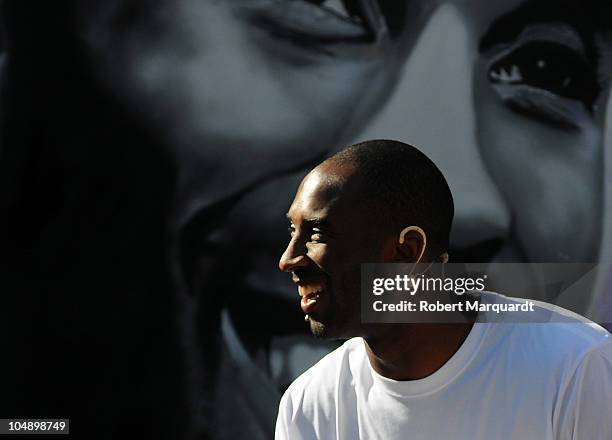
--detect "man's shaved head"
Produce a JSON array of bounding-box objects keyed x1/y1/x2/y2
[{"x1": 322, "y1": 139, "x2": 454, "y2": 258}]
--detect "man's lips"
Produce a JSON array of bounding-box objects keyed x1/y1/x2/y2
[{"x1": 297, "y1": 281, "x2": 326, "y2": 314}]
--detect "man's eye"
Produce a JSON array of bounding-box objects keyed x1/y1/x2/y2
[
  {"x1": 487, "y1": 41, "x2": 600, "y2": 111},
  {"x1": 288, "y1": 226, "x2": 296, "y2": 237},
  {"x1": 310, "y1": 228, "x2": 325, "y2": 242}
]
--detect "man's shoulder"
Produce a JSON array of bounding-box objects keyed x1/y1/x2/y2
[
  {"x1": 482, "y1": 291, "x2": 611, "y2": 365},
  {"x1": 280, "y1": 337, "x2": 364, "y2": 408}
]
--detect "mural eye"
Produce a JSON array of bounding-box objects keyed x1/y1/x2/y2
[
  {"x1": 488, "y1": 41, "x2": 600, "y2": 111},
  {"x1": 248, "y1": 0, "x2": 375, "y2": 44},
  {"x1": 305, "y1": 0, "x2": 366, "y2": 23}
]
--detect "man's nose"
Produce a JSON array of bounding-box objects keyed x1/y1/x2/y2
[
  {"x1": 358, "y1": 3, "x2": 510, "y2": 254},
  {"x1": 278, "y1": 238, "x2": 309, "y2": 272}
]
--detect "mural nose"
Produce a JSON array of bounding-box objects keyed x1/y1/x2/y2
[{"x1": 357, "y1": 3, "x2": 510, "y2": 257}]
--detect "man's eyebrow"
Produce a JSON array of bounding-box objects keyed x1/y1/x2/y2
[
  {"x1": 285, "y1": 213, "x2": 332, "y2": 228},
  {"x1": 478, "y1": 0, "x2": 609, "y2": 62},
  {"x1": 304, "y1": 218, "x2": 331, "y2": 228}
]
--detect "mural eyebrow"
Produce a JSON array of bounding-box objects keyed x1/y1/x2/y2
[{"x1": 477, "y1": 0, "x2": 604, "y2": 66}]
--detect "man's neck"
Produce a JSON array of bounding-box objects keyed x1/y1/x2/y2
[{"x1": 364, "y1": 322, "x2": 475, "y2": 381}]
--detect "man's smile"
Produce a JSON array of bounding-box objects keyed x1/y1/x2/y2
[{"x1": 298, "y1": 281, "x2": 327, "y2": 314}]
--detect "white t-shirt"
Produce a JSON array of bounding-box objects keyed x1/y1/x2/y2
[{"x1": 275, "y1": 292, "x2": 612, "y2": 440}]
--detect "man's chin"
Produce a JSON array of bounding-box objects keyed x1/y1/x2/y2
[
  {"x1": 307, "y1": 316, "x2": 327, "y2": 338},
  {"x1": 308, "y1": 316, "x2": 346, "y2": 340}
]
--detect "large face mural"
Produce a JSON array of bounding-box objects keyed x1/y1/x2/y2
[
  {"x1": 76, "y1": 0, "x2": 422, "y2": 224},
  {"x1": 2, "y1": 0, "x2": 611, "y2": 439},
  {"x1": 205, "y1": 0, "x2": 612, "y2": 437}
]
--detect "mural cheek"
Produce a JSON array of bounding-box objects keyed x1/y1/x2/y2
[
  {"x1": 77, "y1": 0, "x2": 395, "y2": 202},
  {"x1": 359, "y1": 4, "x2": 511, "y2": 259},
  {"x1": 475, "y1": 60, "x2": 603, "y2": 263}
]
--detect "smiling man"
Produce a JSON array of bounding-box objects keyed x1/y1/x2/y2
[
  {"x1": 276, "y1": 139, "x2": 612, "y2": 440},
  {"x1": 280, "y1": 139, "x2": 455, "y2": 340}
]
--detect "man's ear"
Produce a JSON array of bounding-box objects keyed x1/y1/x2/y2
[{"x1": 395, "y1": 226, "x2": 427, "y2": 263}]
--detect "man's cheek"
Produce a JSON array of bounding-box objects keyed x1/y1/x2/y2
[
  {"x1": 315, "y1": 248, "x2": 342, "y2": 274},
  {"x1": 337, "y1": 265, "x2": 362, "y2": 301}
]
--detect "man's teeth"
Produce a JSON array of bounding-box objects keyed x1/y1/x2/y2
[
  {"x1": 305, "y1": 296, "x2": 319, "y2": 306},
  {"x1": 298, "y1": 282, "x2": 325, "y2": 297}
]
